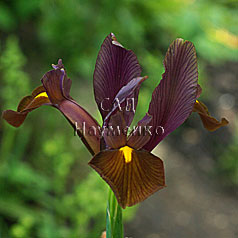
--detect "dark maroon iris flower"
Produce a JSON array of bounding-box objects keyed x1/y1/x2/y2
[{"x1": 2, "y1": 33, "x2": 228, "y2": 208}]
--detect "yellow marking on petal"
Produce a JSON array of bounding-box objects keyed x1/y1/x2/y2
[
  {"x1": 120, "y1": 146, "x2": 133, "y2": 163},
  {"x1": 35, "y1": 92, "x2": 48, "y2": 99}
]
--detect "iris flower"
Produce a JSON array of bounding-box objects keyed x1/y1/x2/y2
[{"x1": 2, "y1": 33, "x2": 228, "y2": 209}]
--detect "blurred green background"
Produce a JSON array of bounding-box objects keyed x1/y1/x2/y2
[{"x1": 0, "y1": 0, "x2": 237, "y2": 237}]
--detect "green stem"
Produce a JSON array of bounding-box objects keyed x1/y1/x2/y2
[{"x1": 106, "y1": 188, "x2": 124, "y2": 238}]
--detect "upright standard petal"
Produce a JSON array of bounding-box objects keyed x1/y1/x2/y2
[
  {"x1": 143, "y1": 39, "x2": 198, "y2": 151},
  {"x1": 89, "y1": 148, "x2": 165, "y2": 208},
  {"x1": 93, "y1": 33, "x2": 142, "y2": 120},
  {"x1": 42, "y1": 68, "x2": 101, "y2": 155},
  {"x1": 2, "y1": 86, "x2": 50, "y2": 127},
  {"x1": 193, "y1": 100, "x2": 228, "y2": 131}
]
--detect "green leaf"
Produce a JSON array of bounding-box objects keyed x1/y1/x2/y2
[{"x1": 106, "y1": 189, "x2": 124, "y2": 238}]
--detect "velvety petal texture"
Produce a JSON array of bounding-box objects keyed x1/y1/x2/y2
[
  {"x1": 93, "y1": 33, "x2": 142, "y2": 120},
  {"x1": 193, "y1": 100, "x2": 229, "y2": 131},
  {"x1": 89, "y1": 147, "x2": 165, "y2": 208},
  {"x1": 143, "y1": 38, "x2": 198, "y2": 151},
  {"x1": 42, "y1": 68, "x2": 101, "y2": 155},
  {"x1": 41, "y1": 68, "x2": 69, "y2": 105},
  {"x1": 2, "y1": 35, "x2": 229, "y2": 211},
  {"x1": 2, "y1": 86, "x2": 50, "y2": 127},
  {"x1": 3, "y1": 61, "x2": 101, "y2": 155}
]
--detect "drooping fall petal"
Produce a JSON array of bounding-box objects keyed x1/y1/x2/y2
[
  {"x1": 143, "y1": 38, "x2": 198, "y2": 151},
  {"x1": 2, "y1": 85, "x2": 50, "y2": 127},
  {"x1": 42, "y1": 68, "x2": 101, "y2": 155},
  {"x1": 89, "y1": 147, "x2": 165, "y2": 209},
  {"x1": 193, "y1": 100, "x2": 229, "y2": 131},
  {"x1": 93, "y1": 33, "x2": 142, "y2": 120},
  {"x1": 3, "y1": 62, "x2": 101, "y2": 155}
]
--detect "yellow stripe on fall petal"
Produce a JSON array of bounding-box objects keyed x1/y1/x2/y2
[
  {"x1": 120, "y1": 146, "x2": 133, "y2": 163},
  {"x1": 35, "y1": 92, "x2": 48, "y2": 99}
]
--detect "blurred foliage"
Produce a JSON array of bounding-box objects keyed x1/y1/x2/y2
[
  {"x1": 0, "y1": 0, "x2": 237, "y2": 237},
  {"x1": 217, "y1": 127, "x2": 238, "y2": 187},
  {"x1": 0, "y1": 33, "x2": 135, "y2": 238}
]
